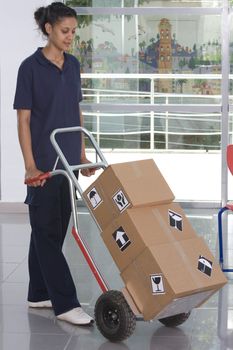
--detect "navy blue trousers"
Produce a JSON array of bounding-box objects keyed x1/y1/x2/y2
[{"x1": 26, "y1": 176, "x2": 80, "y2": 315}]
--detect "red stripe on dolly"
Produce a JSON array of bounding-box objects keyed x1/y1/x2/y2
[{"x1": 72, "y1": 227, "x2": 108, "y2": 293}]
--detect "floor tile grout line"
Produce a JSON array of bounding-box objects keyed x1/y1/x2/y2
[
  {"x1": 0, "y1": 330, "x2": 74, "y2": 336},
  {"x1": 63, "y1": 334, "x2": 73, "y2": 350},
  {"x1": 2, "y1": 255, "x2": 28, "y2": 283},
  {"x1": 0, "y1": 210, "x2": 233, "y2": 348}
]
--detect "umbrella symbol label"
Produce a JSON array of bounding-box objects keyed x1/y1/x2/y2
[
  {"x1": 87, "y1": 187, "x2": 103, "y2": 209},
  {"x1": 198, "y1": 255, "x2": 213, "y2": 276},
  {"x1": 150, "y1": 274, "x2": 165, "y2": 295},
  {"x1": 112, "y1": 226, "x2": 131, "y2": 251},
  {"x1": 168, "y1": 210, "x2": 183, "y2": 231},
  {"x1": 112, "y1": 189, "x2": 130, "y2": 212}
]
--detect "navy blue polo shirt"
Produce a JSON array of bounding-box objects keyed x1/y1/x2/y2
[{"x1": 14, "y1": 48, "x2": 82, "y2": 172}]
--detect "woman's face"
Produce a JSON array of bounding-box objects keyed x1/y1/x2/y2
[{"x1": 45, "y1": 17, "x2": 77, "y2": 51}]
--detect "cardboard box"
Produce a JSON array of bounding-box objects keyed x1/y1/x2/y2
[
  {"x1": 83, "y1": 159, "x2": 174, "y2": 230},
  {"x1": 101, "y1": 202, "x2": 198, "y2": 271},
  {"x1": 120, "y1": 237, "x2": 227, "y2": 321}
]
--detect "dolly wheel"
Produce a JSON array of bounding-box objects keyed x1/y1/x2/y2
[
  {"x1": 94, "y1": 290, "x2": 136, "y2": 342},
  {"x1": 159, "y1": 311, "x2": 191, "y2": 327}
]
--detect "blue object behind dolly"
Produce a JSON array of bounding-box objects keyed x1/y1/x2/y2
[{"x1": 218, "y1": 144, "x2": 233, "y2": 272}]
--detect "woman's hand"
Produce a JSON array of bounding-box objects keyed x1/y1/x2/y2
[
  {"x1": 25, "y1": 167, "x2": 46, "y2": 187},
  {"x1": 80, "y1": 156, "x2": 97, "y2": 177}
]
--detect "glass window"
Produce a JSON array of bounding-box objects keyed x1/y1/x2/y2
[
  {"x1": 64, "y1": 2, "x2": 229, "y2": 202},
  {"x1": 71, "y1": 12, "x2": 222, "y2": 151},
  {"x1": 73, "y1": 15, "x2": 221, "y2": 76},
  {"x1": 81, "y1": 77, "x2": 221, "y2": 105},
  {"x1": 230, "y1": 16, "x2": 233, "y2": 94},
  {"x1": 73, "y1": 14, "x2": 221, "y2": 103},
  {"x1": 66, "y1": 0, "x2": 223, "y2": 8},
  {"x1": 84, "y1": 108, "x2": 221, "y2": 150}
]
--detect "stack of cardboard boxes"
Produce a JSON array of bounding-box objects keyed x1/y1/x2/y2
[{"x1": 83, "y1": 159, "x2": 227, "y2": 321}]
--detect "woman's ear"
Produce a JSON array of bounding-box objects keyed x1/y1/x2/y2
[{"x1": 44, "y1": 22, "x2": 52, "y2": 35}]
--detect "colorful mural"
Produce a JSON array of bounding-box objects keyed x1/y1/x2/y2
[{"x1": 72, "y1": 18, "x2": 222, "y2": 94}]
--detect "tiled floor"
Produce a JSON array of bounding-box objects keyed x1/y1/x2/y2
[{"x1": 0, "y1": 207, "x2": 232, "y2": 350}]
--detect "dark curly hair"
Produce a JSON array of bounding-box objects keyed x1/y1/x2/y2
[{"x1": 34, "y1": 2, "x2": 77, "y2": 36}]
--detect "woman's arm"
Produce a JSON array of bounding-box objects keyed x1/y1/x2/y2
[{"x1": 17, "y1": 109, "x2": 44, "y2": 186}]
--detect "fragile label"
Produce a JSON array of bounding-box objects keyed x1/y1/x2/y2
[
  {"x1": 150, "y1": 274, "x2": 165, "y2": 295},
  {"x1": 198, "y1": 255, "x2": 213, "y2": 276},
  {"x1": 168, "y1": 210, "x2": 183, "y2": 231},
  {"x1": 86, "y1": 187, "x2": 102, "y2": 209},
  {"x1": 112, "y1": 190, "x2": 130, "y2": 212},
  {"x1": 112, "y1": 226, "x2": 131, "y2": 251}
]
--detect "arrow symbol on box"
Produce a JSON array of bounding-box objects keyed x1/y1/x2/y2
[
  {"x1": 113, "y1": 226, "x2": 131, "y2": 251},
  {"x1": 116, "y1": 230, "x2": 127, "y2": 245}
]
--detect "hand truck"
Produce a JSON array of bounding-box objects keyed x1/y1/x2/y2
[{"x1": 25, "y1": 126, "x2": 191, "y2": 342}]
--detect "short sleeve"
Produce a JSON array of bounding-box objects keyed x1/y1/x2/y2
[{"x1": 13, "y1": 61, "x2": 32, "y2": 110}]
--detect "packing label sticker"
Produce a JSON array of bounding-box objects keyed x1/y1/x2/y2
[
  {"x1": 168, "y1": 210, "x2": 183, "y2": 231},
  {"x1": 112, "y1": 190, "x2": 130, "y2": 212},
  {"x1": 198, "y1": 255, "x2": 213, "y2": 277},
  {"x1": 150, "y1": 274, "x2": 165, "y2": 295},
  {"x1": 112, "y1": 226, "x2": 131, "y2": 251},
  {"x1": 86, "y1": 187, "x2": 102, "y2": 209}
]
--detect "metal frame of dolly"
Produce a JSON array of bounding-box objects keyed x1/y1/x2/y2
[
  {"x1": 218, "y1": 144, "x2": 233, "y2": 273},
  {"x1": 218, "y1": 205, "x2": 233, "y2": 273},
  {"x1": 25, "y1": 126, "x2": 191, "y2": 341},
  {"x1": 25, "y1": 126, "x2": 140, "y2": 341},
  {"x1": 50, "y1": 126, "x2": 110, "y2": 293},
  {"x1": 25, "y1": 126, "x2": 110, "y2": 292}
]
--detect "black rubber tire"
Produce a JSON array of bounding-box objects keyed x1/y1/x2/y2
[
  {"x1": 94, "y1": 290, "x2": 136, "y2": 342},
  {"x1": 159, "y1": 311, "x2": 191, "y2": 327}
]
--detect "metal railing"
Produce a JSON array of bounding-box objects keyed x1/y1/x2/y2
[{"x1": 80, "y1": 73, "x2": 224, "y2": 150}]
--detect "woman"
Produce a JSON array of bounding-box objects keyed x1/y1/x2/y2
[{"x1": 14, "y1": 2, "x2": 95, "y2": 325}]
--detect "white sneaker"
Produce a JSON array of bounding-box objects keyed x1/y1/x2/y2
[
  {"x1": 57, "y1": 307, "x2": 94, "y2": 325},
  {"x1": 28, "y1": 300, "x2": 52, "y2": 308}
]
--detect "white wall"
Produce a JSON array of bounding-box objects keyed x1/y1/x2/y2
[
  {"x1": 0, "y1": 1, "x2": 223, "y2": 203},
  {"x1": 80, "y1": 151, "x2": 222, "y2": 202},
  {"x1": 1, "y1": 0, "x2": 48, "y2": 202}
]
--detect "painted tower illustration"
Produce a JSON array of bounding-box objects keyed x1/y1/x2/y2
[{"x1": 158, "y1": 18, "x2": 172, "y2": 92}]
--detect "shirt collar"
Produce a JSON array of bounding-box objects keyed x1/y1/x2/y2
[{"x1": 35, "y1": 47, "x2": 70, "y2": 70}]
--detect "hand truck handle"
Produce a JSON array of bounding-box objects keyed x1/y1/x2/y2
[
  {"x1": 50, "y1": 126, "x2": 108, "y2": 171},
  {"x1": 24, "y1": 172, "x2": 51, "y2": 185},
  {"x1": 49, "y1": 126, "x2": 108, "y2": 196}
]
